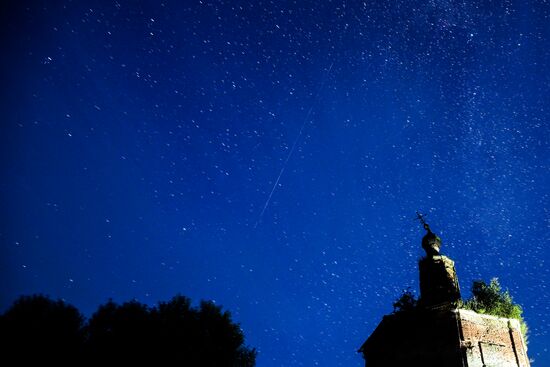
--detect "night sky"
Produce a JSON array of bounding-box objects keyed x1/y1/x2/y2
[{"x1": 1, "y1": 1, "x2": 549, "y2": 365}]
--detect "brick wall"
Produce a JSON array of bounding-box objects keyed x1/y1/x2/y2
[
  {"x1": 457, "y1": 309, "x2": 530, "y2": 367},
  {"x1": 360, "y1": 309, "x2": 530, "y2": 367}
]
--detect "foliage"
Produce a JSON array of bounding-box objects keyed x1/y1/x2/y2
[
  {"x1": 462, "y1": 278, "x2": 528, "y2": 341},
  {"x1": 0, "y1": 294, "x2": 256, "y2": 366},
  {"x1": 391, "y1": 279, "x2": 528, "y2": 342},
  {"x1": 392, "y1": 288, "x2": 418, "y2": 313},
  {"x1": 0, "y1": 294, "x2": 85, "y2": 364}
]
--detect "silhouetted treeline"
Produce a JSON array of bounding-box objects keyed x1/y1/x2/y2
[{"x1": 0, "y1": 294, "x2": 256, "y2": 366}]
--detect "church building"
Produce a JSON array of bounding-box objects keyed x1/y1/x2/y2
[{"x1": 358, "y1": 217, "x2": 530, "y2": 366}]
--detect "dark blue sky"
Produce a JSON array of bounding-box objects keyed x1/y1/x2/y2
[{"x1": 1, "y1": 1, "x2": 549, "y2": 365}]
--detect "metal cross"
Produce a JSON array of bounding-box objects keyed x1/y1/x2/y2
[{"x1": 415, "y1": 211, "x2": 431, "y2": 232}]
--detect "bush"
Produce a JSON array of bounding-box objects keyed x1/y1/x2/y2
[
  {"x1": 462, "y1": 278, "x2": 528, "y2": 341},
  {"x1": 392, "y1": 288, "x2": 418, "y2": 313}
]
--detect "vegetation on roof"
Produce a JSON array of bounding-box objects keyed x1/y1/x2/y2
[
  {"x1": 462, "y1": 278, "x2": 528, "y2": 342},
  {"x1": 392, "y1": 278, "x2": 528, "y2": 342}
]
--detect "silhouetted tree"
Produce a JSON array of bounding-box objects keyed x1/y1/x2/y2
[
  {"x1": 85, "y1": 295, "x2": 256, "y2": 366},
  {"x1": 85, "y1": 299, "x2": 155, "y2": 365},
  {"x1": 194, "y1": 300, "x2": 251, "y2": 366},
  {"x1": 153, "y1": 295, "x2": 197, "y2": 364},
  {"x1": 0, "y1": 293, "x2": 256, "y2": 366},
  {"x1": 0, "y1": 295, "x2": 84, "y2": 365}
]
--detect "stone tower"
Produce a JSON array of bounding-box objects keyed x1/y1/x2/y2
[{"x1": 358, "y1": 220, "x2": 530, "y2": 367}]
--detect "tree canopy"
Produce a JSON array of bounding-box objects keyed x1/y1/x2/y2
[
  {"x1": 0, "y1": 294, "x2": 256, "y2": 366},
  {"x1": 0, "y1": 294, "x2": 85, "y2": 364}
]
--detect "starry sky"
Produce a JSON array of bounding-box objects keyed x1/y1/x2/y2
[{"x1": 1, "y1": 1, "x2": 549, "y2": 365}]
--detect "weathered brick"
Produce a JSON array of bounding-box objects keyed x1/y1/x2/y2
[{"x1": 359, "y1": 309, "x2": 530, "y2": 366}]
